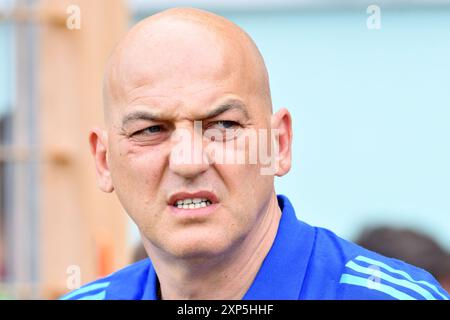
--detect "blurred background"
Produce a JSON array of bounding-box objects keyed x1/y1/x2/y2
[{"x1": 0, "y1": 0, "x2": 449, "y2": 299}]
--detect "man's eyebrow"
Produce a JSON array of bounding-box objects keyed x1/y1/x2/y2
[
  {"x1": 121, "y1": 111, "x2": 161, "y2": 127},
  {"x1": 121, "y1": 100, "x2": 249, "y2": 127},
  {"x1": 203, "y1": 100, "x2": 249, "y2": 120}
]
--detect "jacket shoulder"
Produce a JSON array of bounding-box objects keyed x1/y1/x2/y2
[
  {"x1": 59, "y1": 259, "x2": 151, "y2": 300},
  {"x1": 305, "y1": 227, "x2": 450, "y2": 300}
]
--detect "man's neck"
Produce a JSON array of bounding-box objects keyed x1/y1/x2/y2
[{"x1": 146, "y1": 193, "x2": 282, "y2": 300}]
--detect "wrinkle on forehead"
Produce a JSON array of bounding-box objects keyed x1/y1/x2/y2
[{"x1": 103, "y1": 7, "x2": 272, "y2": 124}]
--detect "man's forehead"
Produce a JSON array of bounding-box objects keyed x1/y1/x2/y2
[
  {"x1": 103, "y1": 8, "x2": 271, "y2": 121},
  {"x1": 113, "y1": 24, "x2": 237, "y2": 98},
  {"x1": 127, "y1": 37, "x2": 232, "y2": 89}
]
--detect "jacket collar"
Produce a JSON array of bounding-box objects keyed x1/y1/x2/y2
[{"x1": 142, "y1": 195, "x2": 315, "y2": 300}]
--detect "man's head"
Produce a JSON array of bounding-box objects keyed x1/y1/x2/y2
[{"x1": 90, "y1": 8, "x2": 293, "y2": 260}]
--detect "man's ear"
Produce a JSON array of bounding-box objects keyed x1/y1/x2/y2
[
  {"x1": 271, "y1": 108, "x2": 293, "y2": 177},
  {"x1": 89, "y1": 127, "x2": 114, "y2": 193}
]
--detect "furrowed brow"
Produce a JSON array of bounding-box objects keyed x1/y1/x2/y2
[
  {"x1": 203, "y1": 100, "x2": 250, "y2": 120},
  {"x1": 121, "y1": 111, "x2": 161, "y2": 127},
  {"x1": 121, "y1": 100, "x2": 249, "y2": 127}
]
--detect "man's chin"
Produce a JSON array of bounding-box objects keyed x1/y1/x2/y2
[{"x1": 163, "y1": 237, "x2": 231, "y2": 261}]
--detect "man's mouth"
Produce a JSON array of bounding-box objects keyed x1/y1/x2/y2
[
  {"x1": 168, "y1": 191, "x2": 218, "y2": 211},
  {"x1": 174, "y1": 198, "x2": 213, "y2": 209}
]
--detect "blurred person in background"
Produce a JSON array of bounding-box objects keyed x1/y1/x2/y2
[
  {"x1": 60, "y1": 7, "x2": 449, "y2": 300},
  {"x1": 356, "y1": 226, "x2": 450, "y2": 293}
]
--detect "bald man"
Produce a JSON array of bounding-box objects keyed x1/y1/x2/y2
[{"x1": 61, "y1": 8, "x2": 449, "y2": 300}]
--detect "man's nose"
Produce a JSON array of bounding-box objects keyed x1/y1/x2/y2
[
  {"x1": 169, "y1": 158, "x2": 210, "y2": 179},
  {"x1": 169, "y1": 129, "x2": 210, "y2": 179}
]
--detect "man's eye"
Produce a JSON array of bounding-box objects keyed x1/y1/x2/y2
[
  {"x1": 211, "y1": 121, "x2": 239, "y2": 130},
  {"x1": 134, "y1": 125, "x2": 163, "y2": 136},
  {"x1": 204, "y1": 121, "x2": 242, "y2": 142}
]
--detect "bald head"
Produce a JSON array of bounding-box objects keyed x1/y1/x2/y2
[
  {"x1": 103, "y1": 8, "x2": 272, "y2": 124},
  {"x1": 91, "y1": 8, "x2": 293, "y2": 270}
]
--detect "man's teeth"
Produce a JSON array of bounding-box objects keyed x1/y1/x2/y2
[{"x1": 175, "y1": 198, "x2": 212, "y2": 209}]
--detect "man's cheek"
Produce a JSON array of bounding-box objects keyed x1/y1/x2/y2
[{"x1": 122, "y1": 148, "x2": 167, "y2": 176}]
